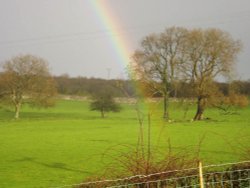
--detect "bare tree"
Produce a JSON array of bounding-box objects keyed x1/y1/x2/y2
[
  {"x1": 183, "y1": 28, "x2": 241, "y2": 120},
  {"x1": 0, "y1": 54, "x2": 57, "y2": 119},
  {"x1": 131, "y1": 27, "x2": 188, "y2": 119}
]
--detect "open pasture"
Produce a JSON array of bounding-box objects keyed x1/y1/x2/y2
[{"x1": 0, "y1": 99, "x2": 249, "y2": 188}]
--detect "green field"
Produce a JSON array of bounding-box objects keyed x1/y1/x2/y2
[{"x1": 0, "y1": 99, "x2": 249, "y2": 188}]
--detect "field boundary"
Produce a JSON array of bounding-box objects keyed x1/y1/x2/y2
[{"x1": 53, "y1": 160, "x2": 250, "y2": 188}]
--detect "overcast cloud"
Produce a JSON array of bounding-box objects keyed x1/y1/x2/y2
[{"x1": 0, "y1": 0, "x2": 249, "y2": 80}]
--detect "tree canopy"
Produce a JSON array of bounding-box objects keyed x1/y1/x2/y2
[
  {"x1": 0, "y1": 54, "x2": 57, "y2": 118},
  {"x1": 131, "y1": 27, "x2": 242, "y2": 120},
  {"x1": 90, "y1": 91, "x2": 121, "y2": 118},
  {"x1": 131, "y1": 27, "x2": 188, "y2": 119},
  {"x1": 183, "y1": 28, "x2": 241, "y2": 120}
]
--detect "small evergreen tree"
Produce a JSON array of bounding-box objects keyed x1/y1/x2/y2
[{"x1": 90, "y1": 92, "x2": 121, "y2": 118}]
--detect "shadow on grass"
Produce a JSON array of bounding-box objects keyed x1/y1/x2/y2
[
  {"x1": 12, "y1": 157, "x2": 90, "y2": 174},
  {"x1": 0, "y1": 110, "x2": 137, "y2": 122}
]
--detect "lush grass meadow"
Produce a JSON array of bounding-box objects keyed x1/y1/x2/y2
[{"x1": 0, "y1": 99, "x2": 249, "y2": 188}]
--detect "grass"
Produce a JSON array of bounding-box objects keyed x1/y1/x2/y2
[{"x1": 0, "y1": 99, "x2": 249, "y2": 188}]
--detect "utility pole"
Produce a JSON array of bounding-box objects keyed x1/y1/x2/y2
[{"x1": 106, "y1": 68, "x2": 111, "y2": 80}]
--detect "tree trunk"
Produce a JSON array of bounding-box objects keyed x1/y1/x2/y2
[
  {"x1": 101, "y1": 109, "x2": 105, "y2": 118},
  {"x1": 163, "y1": 94, "x2": 169, "y2": 120},
  {"x1": 194, "y1": 97, "x2": 205, "y2": 121},
  {"x1": 14, "y1": 103, "x2": 21, "y2": 119}
]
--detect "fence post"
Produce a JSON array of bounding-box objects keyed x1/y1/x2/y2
[{"x1": 199, "y1": 161, "x2": 204, "y2": 188}]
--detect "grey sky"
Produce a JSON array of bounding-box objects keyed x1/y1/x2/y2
[{"x1": 0, "y1": 0, "x2": 249, "y2": 80}]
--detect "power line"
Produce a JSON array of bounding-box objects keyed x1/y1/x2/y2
[{"x1": 0, "y1": 10, "x2": 249, "y2": 47}]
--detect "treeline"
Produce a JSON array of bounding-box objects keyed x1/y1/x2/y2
[
  {"x1": 54, "y1": 75, "x2": 250, "y2": 98},
  {"x1": 170, "y1": 81, "x2": 250, "y2": 98},
  {"x1": 54, "y1": 75, "x2": 135, "y2": 97}
]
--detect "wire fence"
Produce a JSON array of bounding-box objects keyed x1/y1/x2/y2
[{"x1": 56, "y1": 161, "x2": 250, "y2": 188}]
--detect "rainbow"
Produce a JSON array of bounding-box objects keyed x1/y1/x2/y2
[
  {"x1": 89, "y1": 1, "x2": 150, "y2": 112},
  {"x1": 89, "y1": 0, "x2": 132, "y2": 72}
]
